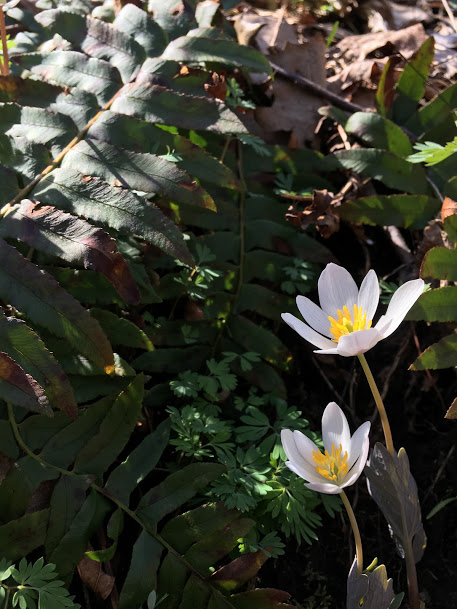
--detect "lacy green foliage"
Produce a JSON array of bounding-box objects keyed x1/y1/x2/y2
[
  {"x1": 167, "y1": 361, "x2": 341, "y2": 547},
  {"x1": 0, "y1": 557, "x2": 79, "y2": 609}
]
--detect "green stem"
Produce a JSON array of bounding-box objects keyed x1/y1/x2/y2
[
  {"x1": 357, "y1": 353, "x2": 394, "y2": 456},
  {"x1": 401, "y1": 512, "x2": 421, "y2": 609},
  {"x1": 340, "y1": 490, "x2": 363, "y2": 577},
  {"x1": 211, "y1": 140, "x2": 246, "y2": 355}
]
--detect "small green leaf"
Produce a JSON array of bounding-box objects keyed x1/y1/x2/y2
[
  {"x1": 426, "y1": 497, "x2": 457, "y2": 519},
  {"x1": 407, "y1": 286, "x2": 457, "y2": 322},
  {"x1": 105, "y1": 419, "x2": 170, "y2": 504},
  {"x1": 410, "y1": 333, "x2": 457, "y2": 370},
  {"x1": 345, "y1": 112, "x2": 413, "y2": 157},
  {"x1": 339, "y1": 194, "x2": 440, "y2": 229},
  {"x1": 0, "y1": 238, "x2": 114, "y2": 373},
  {"x1": 74, "y1": 375, "x2": 144, "y2": 476},
  {"x1": 0, "y1": 200, "x2": 141, "y2": 305},
  {"x1": 61, "y1": 139, "x2": 215, "y2": 210},
  {"x1": 0, "y1": 317, "x2": 77, "y2": 418},
  {"x1": 136, "y1": 463, "x2": 226, "y2": 527},
  {"x1": 48, "y1": 490, "x2": 111, "y2": 579},
  {"x1": 13, "y1": 50, "x2": 122, "y2": 105},
  {"x1": 118, "y1": 531, "x2": 163, "y2": 609},
  {"x1": 0, "y1": 352, "x2": 51, "y2": 415},
  {"x1": 323, "y1": 149, "x2": 430, "y2": 195},
  {"x1": 0, "y1": 510, "x2": 49, "y2": 562},
  {"x1": 162, "y1": 33, "x2": 272, "y2": 74},
  {"x1": 393, "y1": 37, "x2": 434, "y2": 125}
]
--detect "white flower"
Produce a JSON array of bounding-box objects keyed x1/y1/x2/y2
[
  {"x1": 282, "y1": 263, "x2": 424, "y2": 357},
  {"x1": 281, "y1": 402, "x2": 370, "y2": 494}
]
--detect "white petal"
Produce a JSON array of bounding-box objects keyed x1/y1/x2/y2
[
  {"x1": 281, "y1": 430, "x2": 323, "y2": 483},
  {"x1": 342, "y1": 436, "x2": 370, "y2": 488},
  {"x1": 305, "y1": 481, "x2": 343, "y2": 494},
  {"x1": 313, "y1": 346, "x2": 341, "y2": 355},
  {"x1": 318, "y1": 263, "x2": 358, "y2": 315},
  {"x1": 296, "y1": 296, "x2": 332, "y2": 337},
  {"x1": 281, "y1": 313, "x2": 335, "y2": 350},
  {"x1": 357, "y1": 270, "x2": 379, "y2": 321},
  {"x1": 321, "y1": 402, "x2": 350, "y2": 454},
  {"x1": 375, "y1": 279, "x2": 424, "y2": 339},
  {"x1": 292, "y1": 429, "x2": 320, "y2": 463},
  {"x1": 373, "y1": 315, "x2": 393, "y2": 337},
  {"x1": 285, "y1": 460, "x2": 326, "y2": 485},
  {"x1": 347, "y1": 421, "x2": 371, "y2": 469},
  {"x1": 336, "y1": 328, "x2": 382, "y2": 356}
]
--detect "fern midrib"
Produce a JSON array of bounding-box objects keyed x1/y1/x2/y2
[
  {"x1": 212, "y1": 141, "x2": 246, "y2": 355},
  {"x1": 7, "y1": 403, "x2": 236, "y2": 608},
  {"x1": 2, "y1": 84, "x2": 125, "y2": 214}
]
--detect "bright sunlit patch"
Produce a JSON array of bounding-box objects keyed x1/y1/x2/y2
[
  {"x1": 328, "y1": 304, "x2": 372, "y2": 343},
  {"x1": 312, "y1": 442, "x2": 349, "y2": 482}
]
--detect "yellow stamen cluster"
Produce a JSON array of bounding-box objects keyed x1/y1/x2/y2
[
  {"x1": 312, "y1": 442, "x2": 349, "y2": 482},
  {"x1": 328, "y1": 304, "x2": 372, "y2": 343}
]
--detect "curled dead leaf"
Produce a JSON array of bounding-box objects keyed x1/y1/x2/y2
[
  {"x1": 77, "y1": 555, "x2": 115, "y2": 600},
  {"x1": 441, "y1": 196, "x2": 457, "y2": 224},
  {"x1": 284, "y1": 189, "x2": 340, "y2": 238}
]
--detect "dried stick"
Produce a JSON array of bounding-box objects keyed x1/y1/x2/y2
[{"x1": 0, "y1": 4, "x2": 9, "y2": 77}]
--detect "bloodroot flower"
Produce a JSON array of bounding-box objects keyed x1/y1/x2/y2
[
  {"x1": 282, "y1": 263, "x2": 424, "y2": 357},
  {"x1": 281, "y1": 402, "x2": 370, "y2": 494}
]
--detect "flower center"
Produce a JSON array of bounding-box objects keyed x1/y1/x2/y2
[
  {"x1": 312, "y1": 442, "x2": 349, "y2": 483},
  {"x1": 328, "y1": 304, "x2": 372, "y2": 343}
]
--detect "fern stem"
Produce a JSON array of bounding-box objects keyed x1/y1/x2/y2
[
  {"x1": 7, "y1": 404, "x2": 235, "y2": 608},
  {"x1": 1, "y1": 85, "x2": 125, "y2": 215},
  {"x1": 219, "y1": 136, "x2": 232, "y2": 164},
  {"x1": 340, "y1": 490, "x2": 363, "y2": 577},
  {"x1": 0, "y1": 6, "x2": 9, "y2": 77},
  {"x1": 357, "y1": 353, "x2": 394, "y2": 456},
  {"x1": 212, "y1": 140, "x2": 246, "y2": 356},
  {"x1": 7, "y1": 403, "x2": 71, "y2": 478}
]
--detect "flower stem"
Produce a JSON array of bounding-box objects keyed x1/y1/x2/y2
[
  {"x1": 357, "y1": 353, "x2": 394, "y2": 456},
  {"x1": 340, "y1": 490, "x2": 363, "y2": 577}
]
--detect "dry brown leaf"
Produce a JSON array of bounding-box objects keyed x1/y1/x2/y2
[
  {"x1": 234, "y1": 9, "x2": 326, "y2": 145},
  {"x1": 441, "y1": 196, "x2": 457, "y2": 223},
  {"x1": 327, "y1": 24, "x2": 428, "y2": 108},
  {"x1": 77, "y1": 555, "x2": 115, "y2": 600},
  {"x1": 358, "y1": 0, "x2": 431, "y2": 33},
  {"x1": 284, "y1": 189, "x2": 340, "y2": 238},
  {"x1": 445, "y1": 396, "x2": 457, "y2": 419},
  {"x1": 0, "y1": 453, "x2": 14, "y2": 485},
  {"x1": 234, "y1": 9, "x2": 298, "y2": 52},
  {"x1": 332, "y1": 23, "x2": 428, "y2": 63},
  {"x1": 255, "y1": 32, "x2": 326, "y2": 145}
]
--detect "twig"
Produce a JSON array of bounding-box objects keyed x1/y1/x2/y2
[
  {"x1": 337, "y1": 124, "x2": 351, "y2": 150},
  {"x1": 269, "y1": 60, "x2": 366, "y2": 115},
  {"x1": 268, "y1": 0, "x2": 288, "y2": 49},
  {"x1": 441, "y1": 0, "x2": 457, "y2": 33},
  {"x1": 0, "y1": 5, "x2": 9, "y2": 77},
  {"x1": 380, "y1": 336, "x2": 410, "y2": 402},
  {"x1": 423, "y1": 443, "x2": 456, "y2": 503},
  {"x1": 411, "y1": 322, "x2": 447, "y2": 412},
  {"x1": 311, "y1": 355, "x2": 347, "y2": 408}
]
